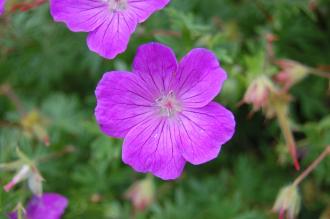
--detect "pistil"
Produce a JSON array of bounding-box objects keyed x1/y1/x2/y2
[
  {"x1": 156, "y1": 91, "x2": 182, "y2": 117},
  {"x1": 104, "y1": 0, "x2": 128, "y2": 12}
]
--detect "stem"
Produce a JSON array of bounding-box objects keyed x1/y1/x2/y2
[
  {"x1": 0, "y1": 120, "x2": 20, "y2": 128},
  {"x1": 151, "y1": 30, "x2": 181, "y2": 37},
  {"x1": 0, "y1": 84, "x2": 25, "y2": 115},
  {"x1": 10, "y1": 0, "x2": 47, "y2": 13},
  {"x1": 254, "y1": 0, "x2": 272, "y2": 22},
  {"x1": 1, "y1": 146, "x2": 74, "y2": 173},
  {"x1": 273, "y1": 100, "x2": 300, "y2": 170},
  {"x1": 17, "y1": 203, "x2": 25, "y2": 219},
  {"x1": 293, "y1": 146, "x2": 330, "y2": 187},
  {"x1": 37, "y1": 145, "x2": 76, "y2": 163},
  {"x1": 308, "y1": 68, "x2": 330, "y2": 79}
]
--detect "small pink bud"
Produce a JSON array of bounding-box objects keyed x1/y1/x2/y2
[
  {"x1": 266, "y1": 33, "x2": 278, "y2": 43},
  {"x1": 43, "y1": 135, "x2": 50, "y2": 146},
  {"x1": 90, "y1": 193, "x2": 103, "y2": 203},
  {"x1": 124, "y1": 177, "x2": 155, "y2": 212},
  {"x1": 275, "y1": 59, "x2": 309, "y2": 90},
  {"x1": 273, "y1": 185, "x2": 301, "y2": 219},
  {"x1": 243, "y1": 76, "x2": 273, "y2": 112}
]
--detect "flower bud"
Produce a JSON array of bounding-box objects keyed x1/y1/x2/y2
[
  {"x1": 28, "y1": 166, "x2": 43, "y2": 196},
  {"x1": 308, "y1": 0, "x2": 318, "y2": 11},
  {"x1": 273, "y1": 184, "x2": 301, "y2": 219},
  {"x1": 124, "y1": 176, "x2": 155, "y2": 212},
  {"x1": 4, "y1": 165, "x2": 30, "y2": 192},
  {"x1": 243, "y1": 76, "x2": 273, "y2": 112},
  {"x1": 275, "y1": 59, "x2": 309, "y2": 90},
  {"x1": 3, "y1": 164, "x2": 43, "y2": 195},
  {"x1": 20, "y1": 110, "x2": 50, "y2": 146}
]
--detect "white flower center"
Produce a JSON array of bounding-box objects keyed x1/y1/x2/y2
[
  {"x1": 103, "y1": 0, "x2": 128, "y2": 12},
  {"x1": 156, "y1": 91, "x2": 182, "y2": 117}
]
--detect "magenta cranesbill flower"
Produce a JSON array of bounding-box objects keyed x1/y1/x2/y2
[
  {"x1": 50, "y1": 0, "x2": 170, "y2": 59},
  {"x1": 95, "y1": 42, "x2": 235, "y2": 180},
  {"x1": 8, "y1": 193, "x2": 68, "y2": 219},
  {"x1": 0, "y1": 0, "x2": 5, "y2": 15}
]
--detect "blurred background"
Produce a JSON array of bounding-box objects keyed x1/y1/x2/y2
[{"x1": 0, "y1": 0, "x2": 329, "y2": 218}]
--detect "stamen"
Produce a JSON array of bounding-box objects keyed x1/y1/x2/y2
[
  {"x1": 104, "y1": 0, "x2": 128, "y2": 12},
  {"x1": 156, "y1": 91, "x2": 181, "y2": 117}
]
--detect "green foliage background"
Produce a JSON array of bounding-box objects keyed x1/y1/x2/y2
[{"x1": 0, "y1": 0, "x2": 329, "y2": 218}]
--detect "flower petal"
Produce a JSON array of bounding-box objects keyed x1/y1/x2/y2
[
  {"x1": 122, "y1": 117, "x2": 186, "y2": 180},
  {"x1": 9, "y1": 193, "x2": 68, "y2": 219},
  {"x1": 132, "y1": 42, "x2": 178, "y2": 95},
  {"x1": 95, "y1": 71, "x2": 155, "y2": 138},
  {"x1": 50, "y1": 0, "x2": 109, "y2": 32},
  {"x1": 0, "y1": 0, "x2": 5, "y2": 15},
  {"x1": 26, "y1": 193, "x2": 68, "y2": 219},
  {"x1": 127, "y1": 0, "x2": 170, "y2": 23},
  {"x1": 174, "y1": 48, "x2": 227, "y2": 108},
  {"x1": 177, "y1": 102, "x2": 235, "y2": 165},
  {"x1": 87, "y1": 11, "x2": 138, "y2": 59}
]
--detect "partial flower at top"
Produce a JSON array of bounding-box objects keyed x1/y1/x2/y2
[
  {"x1": 95, "y1": 42, "x2": 235, "y2": 180},
  {"x1": 0, "y1": 0, "x2": 5, "y2": 15},
  {"x1": 8, "y1": 193, "x2": 68, "y2": 219},
  {"x1": 50, "y1": 0, "x2": 170, "y2": 59}
]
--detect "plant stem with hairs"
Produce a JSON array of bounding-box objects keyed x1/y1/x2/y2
[
  {"x1": 273, "y1": 98, "x2": 300, "y2": 171},
  {"x1": 293, "y1": 146, "x2": 330, "y2": 187}
]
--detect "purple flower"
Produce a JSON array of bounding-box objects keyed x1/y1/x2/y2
[
  {"x1": 95, "y1": 42, "x2": 236, "y2": 180},
  {"x1": 8, "y1": 193, "x2": 68, "y2": 219},
  {"x1": 0, "y1": 0, "x2": 5, "y2": 15},
  {"x1": 50, "y1": 0, "x2": 170, "y2": 59}
]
